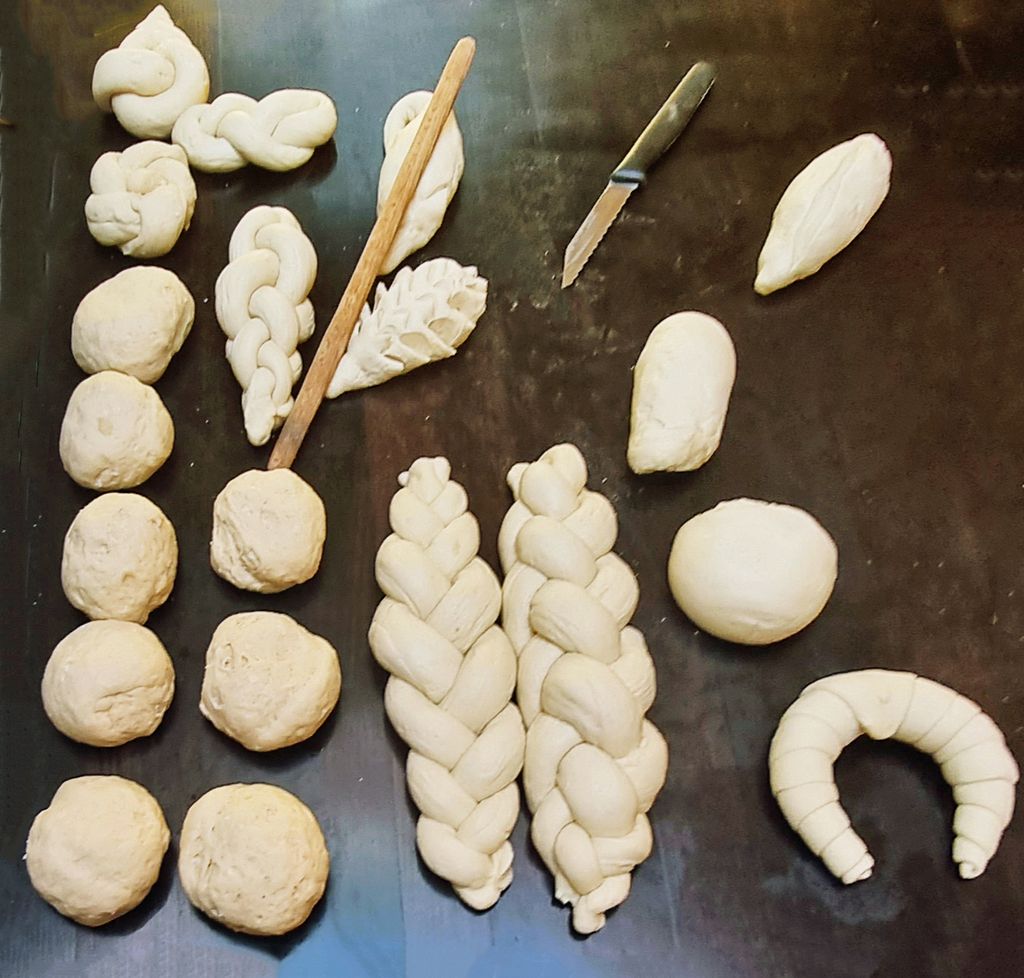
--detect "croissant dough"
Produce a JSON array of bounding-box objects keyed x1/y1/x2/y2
[
  {"x1": 770, "y1": 669, "x2": 1019, "y2": 882},
  {"x1": 755, "y1": 133, "x2": 891, "y2": 295},
  {"x1": 378, "y1": 91, "x2": 464, "y2": 274},
  {"x1": 499, "y1": 444, "x2": 668, "y2": 934},
  {"x1": 327, "y1": 258, "x2": 487, "y2": 397},
  {"x1": 370, "y1": 457, "x2": 525, "y2": 909}
]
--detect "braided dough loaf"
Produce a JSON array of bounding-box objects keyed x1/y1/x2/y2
[
  {"x1": 378, "y1": 91, "x2": 464, "y2": 274},
  {"x1": 370, "y1": 457, "x2": 525, "y2": 909},
  {"x1": 215, "y1": 206, "x2": 317, "y2": 445},
  {"x1": 92, "y1": 5, "x2": 210, "y2": 138},
  {"x1": 499, "y1": 444, "x2": 668, "y2": 934},
  {"x1": 85, "y1": 141, "x2": 196, "y2": 257},
  {"x1": 172, "y1": 89, "x2": 337, "y2": 172},
  {"x1": 771, "y1": 670, "x2": 1019, "y2": 883},
  {"x1": 328, "y1": 258, "x2": 487, "y2": 397}
]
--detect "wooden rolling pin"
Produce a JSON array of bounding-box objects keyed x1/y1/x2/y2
[{"x1": 268, "y1": 36, "x2": 477, "y2": 470}]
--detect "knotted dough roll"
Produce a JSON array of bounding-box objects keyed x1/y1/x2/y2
[
  {"x1": 370, "y1": 457, "x2": 525, "y2": 910},
  {"x1": 499, "y1": 443, "x2": 669, "y2": 934}
]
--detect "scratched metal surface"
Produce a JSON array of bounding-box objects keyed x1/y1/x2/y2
[{"x1": 1, "y1": 1, "x2": 1023, "y2": 976}]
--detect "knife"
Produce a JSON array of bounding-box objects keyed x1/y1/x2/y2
[{"x1": 561, "y1": 60, "x2": 716, "y2": 289}]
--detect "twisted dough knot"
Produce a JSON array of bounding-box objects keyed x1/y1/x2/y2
[
  {"x1": 370, "y1": 457, "x2": 525, "y2": 910},
  {"x1": 92, "y1": 5, "x2": 210, "y2": 139},
  {"x1": 215, "y1": 206, "x2": 317, "y2": 446},
  {"x1": 172, "y1": 89, "x2": 338, "y2": 172},
  {"x1": 498, "y1": 444, "x2": 668, "y2": 934},
  {"x1": 85, "y1": 141, "x2": 196, "y2": 258}
]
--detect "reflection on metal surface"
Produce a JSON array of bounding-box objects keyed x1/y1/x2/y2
[{"x1": 560, "y1": 181, "x2": 632, "y2": 289}]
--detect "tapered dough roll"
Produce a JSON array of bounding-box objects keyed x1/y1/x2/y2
[
  {"x1": 769, "y1": 669, "x2": 1019, "y2": 883},
  {"x1": 499, "y1": 443, "x2": 668, "y2": 934},
  {"x1": 370, "y1": 457, "x2": 525, "y2": 909}
]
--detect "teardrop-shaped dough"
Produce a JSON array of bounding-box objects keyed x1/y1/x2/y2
[{"x1": 755, "y1": 133, "x2": 891, "y2": 295}]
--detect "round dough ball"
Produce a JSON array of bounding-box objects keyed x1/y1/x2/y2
[
  {"x1": 42, "y1": 620, "x2": 175, "y2": 746},
  {"x1": 668, "y1": 498, "x2": 838, "y2": 645},
  {"x1": 59, "y1": 371, "x2": 174, "y2": 491},
  {"x1": 62, "y1": 493, "x2": 178, "y2": 623},
  {"x1": 26, "y1": 775, "x2": 169, "y2": 926},
  {"x1": 178, "y1": 783, "x2": 329, "y2": 935},
  {"x1": 72, "y1": 266, "x2": 194, "y2": 383},
  {"x1": 200, "y1": 612, "x2": 341, "y2": 751},
  {"x1": 210, "y1": 469, "x2": 326, "y2": 593}
]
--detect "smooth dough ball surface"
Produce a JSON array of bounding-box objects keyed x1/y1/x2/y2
[
  {"x1": 72, "y1": 266, "x2": 194, "y2": 383},
  {"x1": 178, "y1": 783, "x2": 329, "y2": 935},
  {"x1": 42, "y1": 620, "x2": 174, "y2": 747},
  {"x1": 26, "y1": 776, "x2": 169, "y2": 926},
  {"x1": 60, "y1": 371, "x2": 174, "y2": 490},
  {"x1": 62, "y1": 493, "x2": 178, "y2": 623},
  {"x1": 201, "y1": 612, "x2": 341, "y2": 751},
  {"x1": 210, "y1": 469, "x2": 326, "y2": 593},
  {"x1": 668, "y1": 498, "x2": 838, "y2": 645}
]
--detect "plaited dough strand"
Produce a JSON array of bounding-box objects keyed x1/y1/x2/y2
[
  {"x1": 370, "y1": 457, "x2": 525, "y2": 910},
  {"x1": 499, "y1": 443, "x2": 668, "y2": 934}
]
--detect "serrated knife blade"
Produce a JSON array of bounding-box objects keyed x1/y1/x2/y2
[{"x1": 561, "y1": 60, "x2": 716, "y2": 289}]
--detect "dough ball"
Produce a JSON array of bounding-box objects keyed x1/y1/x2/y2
[
  {"x1": 59, "y1": 371, "x2": 174, "y2": 491},
  {"x1": 210, "y1": 469, "x2": 326, "y2": 593},
  {"x1": 62, "y1": 493, "x2": 178, "y2": 623},
  {"x1": 200, "y1": 612, "x2": 341, "y2": 751},
  {"x1": 26, "y1": 775, "x2": 169, "y2": 926},
  {"x1": 628, "y1": 311, "x2": 736, "y2": 474},
  {"x1": 72, "y1": 266, "x2": 194, "y2": 383},
  {"x1": 178, "y1": 783, "x2": 329, "y2": 935},
  {"x1": 668, "y1": 498, "x2": 838, "y2": 645},
  {"x1": 42, "y1": 620, "x2": 175, "y2": 747}
]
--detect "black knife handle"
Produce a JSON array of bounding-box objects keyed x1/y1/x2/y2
[{"x1": 611, "y1": 60, "x2": 716, "y2": 185}]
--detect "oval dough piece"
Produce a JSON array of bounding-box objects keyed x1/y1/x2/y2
[
  {"x1": 200, "y1": 611, "x2": 341, "y2": 751},
  {"x1": 668, "y1": 498, "x2": 837, "y2": 644},
  {"x1": 42, "y1": 620, "x2": 174, "y2": 747},
  {"x1": 210, "y1": 468, "x2": 326, "y2": 593},
  {"x1": 26, "y1": 775, "x2": 169, "y2": 926},
  {"x1": 62, "y1": 493, "x2": 178, "y2": 623},
  {"x1": 72, "y1": 266, "x2": 194, "y2": 383},
  {"x1": 627, "y1": 311, "x2": 737, "y2": 474},
  {"x1": 60, "y1": 371, "x2": 173, "y2": 490},
  {"x1": 178, "y1": 783, "x2": 329, "y2": 936}
]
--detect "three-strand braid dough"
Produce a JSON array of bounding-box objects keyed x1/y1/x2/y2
[
  {"x1": 498, "y1": 444, "x2": 668, "y2": 934},
  {"x1": 770, "y1": 669, "x2": 1019, "y2": 882},
  {"x1": 215, "y1": 206, "x2": 317, "y2": 446},
  {"x1": 370, "y1": 457, "x2": 525, "y2": 910}
]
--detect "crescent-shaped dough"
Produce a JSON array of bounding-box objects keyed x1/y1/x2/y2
[{"x1": 769, "y1": 669, "x2": 1019, "y2": 883}]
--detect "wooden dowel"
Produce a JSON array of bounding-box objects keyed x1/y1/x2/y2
[{"x1": 268, "y1": 36, "x2": 477, "y2": 470}]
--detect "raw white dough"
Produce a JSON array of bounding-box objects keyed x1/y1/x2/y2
[
  {"x1": 215, "y1": 206, "x2": 317, "y2": 445},
  {"x1": 770, "y1": 670, "x2": 1019, "y2": 882},
  {"x1": 178, "y1": 783, "x2": 329, "y2": 935},
  {"x1": 498, "y1": 443, "x2": 669, "y2": 934},
  {"x1": 627, "y1": 311, "x2": 736, "y2": 474},
  {"x1": 668, "y1": 498, "x2": 837, "y2": 645},
  {"x1": 26, "y1": 776, "x2": 169, "y2": 926},
  {"x1": 370, "y1": 457, "x2": 525, "y2": 909},
  {"x1": 378, "y1": 91, "x2": 464, "y2": 274},
  {"x1": 71, "y1": 266, "x2": 194, "y2": 383},
  {"x1": 210, "y1": 469, "x2": 325, "y2": 593},
  {"x1": 62, "y1": 492, "x2": 178, "y2": 623},
  {"x1": 85, "y1": 141, "x2": 196, "y2": 258},
  {"x1": 42, "y1": 620, "x2": 174, "y2": 747},
  {"x1": 328, "y1": 258, "x2": 487, "y2": 397},
  {"x1": 755, "y1": 133, "x2": 891, "y2": 295},
  {"x1": 59, "y1": 371, "x2": 173, "y2": 490},
  {"x1": 172, "y1": 90, "x2": 337, "y2": 172},
  {"x1": 200, "y1": 612, "x2": 341, "y2": 751},
  {"x1": 92, "y1": 4, "x2": 210, "y2": 139}
]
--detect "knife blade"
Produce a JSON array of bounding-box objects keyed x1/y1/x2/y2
[{"x1": 561, "y1": 60, "x2": 716, "y2": 289}]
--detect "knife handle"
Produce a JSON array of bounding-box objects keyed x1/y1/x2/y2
[{"x1": 611, "y1": 60, "x2": 716, "y2": 185}]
